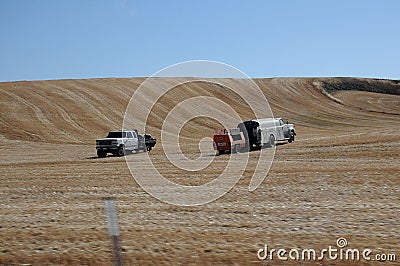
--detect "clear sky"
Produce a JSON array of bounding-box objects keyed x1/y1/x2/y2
[{"x1": 1, "y1": 0, "x2": 399, "y2": 81}]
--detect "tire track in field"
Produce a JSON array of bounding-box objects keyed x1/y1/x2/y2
[
  {"x1": 70, "y1": 80, "x2": 128, "y2": 124},
  {"x1": 30, "y1": 90, "x2": 91, "y2": 137},
  {"x1": 2, "y1": 89, "x2": 76, "y2": 142},
  {"x1": 47, "y1": 83, "x2": 120, "y2": 130}
]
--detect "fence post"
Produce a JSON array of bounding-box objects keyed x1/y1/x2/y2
[{"x1": 103, "y1": 197, "x2": 123, "y2": 266}]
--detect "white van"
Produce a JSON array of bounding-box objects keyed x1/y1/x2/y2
[{"x1": 237, "y1": 118, "x2": 296, "y2": 150}]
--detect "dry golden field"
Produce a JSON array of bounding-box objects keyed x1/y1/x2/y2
[{"x1": 0, "y1": 77, "x2": 399, "y2": 265}]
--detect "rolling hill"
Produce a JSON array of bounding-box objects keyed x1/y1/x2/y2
[{"x1": 0, "y1": 77, "x2": 399, "y2": 265}]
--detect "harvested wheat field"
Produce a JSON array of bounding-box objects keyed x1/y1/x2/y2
[{"x1": 0, "y1": 77, "x2": 399, "y2": 265}]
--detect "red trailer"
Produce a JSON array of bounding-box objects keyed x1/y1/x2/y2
[{"x1": 213, "y1": 128, "x2": 246, "y2": 155}]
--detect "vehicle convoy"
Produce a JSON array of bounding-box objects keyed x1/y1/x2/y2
[
  {"x1": 237, "y1": 118, "x2": 296, "y2": 151},
  {"x1": 96, "y1": 130, "x2": 157, "y2": 157},
  {"x1": 213, "y1": 128, "x2": 246, "y2": 155}
]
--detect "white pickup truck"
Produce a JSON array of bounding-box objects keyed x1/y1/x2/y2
[
  {"x1": 96, "y1": 130, "x2": 157, "y2": 157},
  {"x1": 238, "y1": 118, "x2": 296, "y2": 150}
]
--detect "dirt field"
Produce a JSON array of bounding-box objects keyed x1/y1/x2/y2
[{"x1": 0, "y1": 78, "x2": 399, "y2": 265}]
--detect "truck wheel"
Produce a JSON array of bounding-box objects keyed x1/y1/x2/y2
[
  {"x1": 268, "y1": 134, "x2": 275, "y2": 147},
  {"x1": 234, "y1": 144, "x2": 240, "y2": 154},
  {"x1": 117, "y1": 147, "x2": 125, "y2": 157},
  {"x1": 97, "y1": 150, "x2": 107, "y2": 158},
  {"x1": 288, "y1": 131, "x2": 295, "y2": 143}
]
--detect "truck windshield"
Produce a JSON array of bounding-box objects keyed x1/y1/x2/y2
[
  {"x1": 231, "y1": 134, "x2": 242, "y2": 141},
  {"x1": 106, "y1": 132, "x2": 126, "y2": 138}
]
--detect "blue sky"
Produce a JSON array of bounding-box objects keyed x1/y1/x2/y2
[{"x1": 0, "y1": 0, "x2": 399, "y2": 81}]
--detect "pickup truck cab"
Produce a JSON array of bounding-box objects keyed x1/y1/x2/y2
[{"x1": 96, "y1": 130, "x2": 156, "y2": 157}]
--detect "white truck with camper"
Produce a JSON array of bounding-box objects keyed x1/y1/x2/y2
[
  {"x1": 237, "y1": 118, "x2": 296, "y2": 151},
  {"x1": 96, "y1": 130, "x2": 156, "y2": 158}
]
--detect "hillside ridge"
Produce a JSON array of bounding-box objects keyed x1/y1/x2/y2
[{"x1": 0, "y1": 77, "x2": 399, "y2": 144}]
